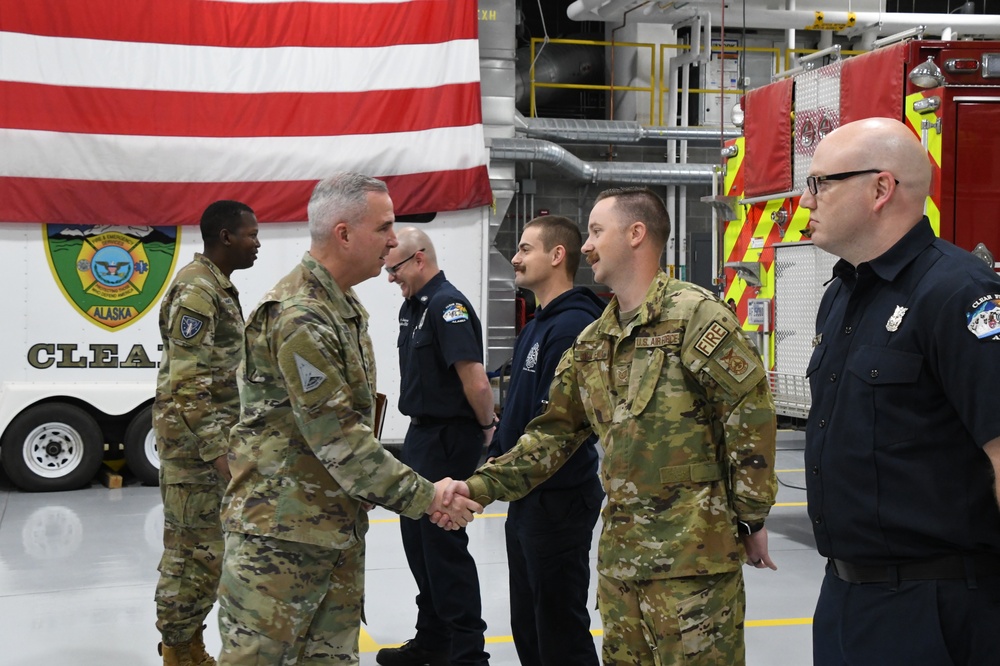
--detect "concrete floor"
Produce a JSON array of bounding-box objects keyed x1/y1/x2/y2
[{"x1": 0, "y1": 432, "x2": 820, "y2": 665}]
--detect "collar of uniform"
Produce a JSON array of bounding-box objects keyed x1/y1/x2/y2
[
  {"x1": 832, "y1": 216, "x2": 936, "y2": 288},
  {"x1": 592, "y1": 269, "x2": 670, "y2": 337},
  {"x1": 300, "y1": 252, "x2": 369, "y2": 321},
  {"x1": 193, "y1": 252, "x2": 237, "y2": 293},
  {"x1": 410, "y1": 269, "x2": 447, "y2": 305}
]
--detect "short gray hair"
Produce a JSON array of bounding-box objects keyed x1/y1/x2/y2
[{"x1": 307, "y1": 172, "x2": 388, "y2": 243}]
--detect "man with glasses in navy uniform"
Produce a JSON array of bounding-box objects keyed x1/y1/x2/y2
[
  {"x1": 802, "y1": 117, "x2": 1000, "y2": 665},
  {"x1": 377, "y1": 227, "x2": 494, "y2": 666}
]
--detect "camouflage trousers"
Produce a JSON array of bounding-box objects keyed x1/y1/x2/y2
[
  {"x1": 597, "y1": 570, "x2": 745, "y2": 666},
  {"x1": 217, "y1": 532, "x2": 365, "y2": 665},
  {"x1": 155, "y1": 480, "x2": 226, "y2": 646}
]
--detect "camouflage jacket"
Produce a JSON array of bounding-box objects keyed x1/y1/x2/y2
[
  {"x1": 223, "y1": 253, "x2": 436, "y2": 549},
  {"x1": 154, "y1": 253, "x2": 243, "y2": 485},
  {"x1": 466, "y1": 271, "x2": 777, "y2": 580}
]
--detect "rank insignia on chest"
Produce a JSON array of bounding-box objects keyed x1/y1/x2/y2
[
  {"x1": 614, "y1": 364, "x2": 629, "y2": 386},
  {"x1": 885, "y1": 305, "x2": 908, "y2": 332}
]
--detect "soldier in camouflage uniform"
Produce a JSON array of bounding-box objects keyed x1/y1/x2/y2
[
  {"x1": 442, "y1": 187, "x2": 778, "y2": 666},
  {"x1": 217, "y1": 173, "x2": 482, "y2": 666},
  {"x1": 155, "y1": 200, "x2": 260, "y2": 666}
]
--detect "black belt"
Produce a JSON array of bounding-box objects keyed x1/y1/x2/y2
[
  {"x1": 830, "y1": 554, "x2": 1000, "y2": 587},
  {"x1": 409, "y1": 416, "x2": 476, "y2": 427}
]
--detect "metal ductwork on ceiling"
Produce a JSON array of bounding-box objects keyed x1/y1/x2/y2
[
  {"x1": 566, "y1": 2, "x2": 1000, "y2": 39},
  {"x1": 514, "y1": 111, "x2": 740, "y2": 145},
  {"x1": 490, "y1": 138, "x2": 716, "y2": 185}
]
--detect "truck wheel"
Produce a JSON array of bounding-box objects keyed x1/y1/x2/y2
[
  {"x1": 124, "y1": 406, "x2": 159, "y2": 486},
  {"x1": 0, "y1": 404, "x2": 104, "y2": 492}
]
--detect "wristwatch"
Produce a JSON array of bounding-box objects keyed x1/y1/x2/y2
[
  {"x1": 738, "y1": 520, "x2": 765, "y2": 536},
  {"x1": 480, "y1": 416, "x2": 499, "y2": 430}
]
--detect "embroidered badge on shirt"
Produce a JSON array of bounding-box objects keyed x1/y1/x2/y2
[
  {"x1": 885, "y1": 305, "x2": 908, "y2": 332},
  {"x1": 179, "y1": 314, "x2": 204, "y2": 339},
  {"x1": 442, "y1": 302, "x2": 469, "y2": 324},
  {"x1": 967, "y1": 294, "x2": 1000, "y2": 339},
  {"x1": 694, "y1": 322, "x2": 729, "y2": 356},
  {"x1": 812, "y1": 333, "x2": 823, "y2": 347},
  {"x1": 524, "y1": 342, "x2": 539, "y2": 372},
  {"x1": 717, "y1": 345, "x2": 754, "y2": 382},
  {"x1": 294, "y1": 352, "x2": 327, "y2": 392}
]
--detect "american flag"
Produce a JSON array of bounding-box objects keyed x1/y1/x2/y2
[{"x1": 0, "y1": 0, "x2": 493, "y2": 225}]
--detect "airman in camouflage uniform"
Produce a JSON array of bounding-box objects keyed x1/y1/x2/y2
[
  {"x1": 448, "y1": 187, "x2": 778, "y2": 666},
  {"x1": 155, "y1": 200, "x2": 260, "y2": 666},
  {"x1": 217, "y1": 173, "x2": 481, "y2": 666}
]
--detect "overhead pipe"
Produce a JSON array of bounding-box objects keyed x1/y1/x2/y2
[
  {"x1": 490, "y1": 138, "x2": 715, "y2": 185},
  {"x1": 566, "y1": 3, "x2": 1000, "y2": 38},
  {"x1": 514, "y1": 111, "x2": 739, "y2": 145}
]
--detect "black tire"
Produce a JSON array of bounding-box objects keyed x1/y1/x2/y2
[
  {"x1": 124, "y1": 405, "x2": 159, "y2": 486},
  {"x1": 0, "y1": 403, "x2": 104, "y2": 492}
]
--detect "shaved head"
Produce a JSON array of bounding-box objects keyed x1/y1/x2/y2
[
  {"x1": 819, "y1": 117, "x2": 931, "y2": 207},
  {"x1": 802, "y1": 118, "x2": 933, "y2": 265},
  {"x1": 395, "y1": 226, "x2": 438, "y2": 266}
]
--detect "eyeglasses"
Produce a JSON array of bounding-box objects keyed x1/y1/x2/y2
[
  {"x1": 805, "y1": 169, "x2": 899, "y2": 196},
  {"x1": 386, "y1": 248, "x2": 424, "y2": 276}
]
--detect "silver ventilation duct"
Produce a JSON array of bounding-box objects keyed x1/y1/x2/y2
[
  {"x1": 490, "y1": 138, "x2": 716, "y2": 185},
  {"x1": 514, "y1": 111, "x2": 739, "y2": 145}
]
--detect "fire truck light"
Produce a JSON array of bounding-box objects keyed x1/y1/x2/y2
[
  {"x1": 982, "y1": 54, "x2": 1000, "y2": 79},
  {"x1": 944, "y1": 58, "x2": 980, "y2": 73},
  {"x1": 909, "y1": 56, "x2": 946, "y2": 89},
  {"x1": 732, "y1": 102, "x2": 745, "y2": 128}
]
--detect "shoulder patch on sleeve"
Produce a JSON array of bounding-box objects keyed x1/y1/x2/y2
[
  {"x1": 276, "y1": 327, "x2": 341, "y2": 412},
  {"x1": 293, "y1": 352, "x2": 327, "y2": 392},
  {"x1": 694, "y1": 321, "x2": 729, "y2": 356},
  {"x1": 170, "y1": 306, "x2": 209, "y2": 345},
  {"x1": 442, "y1": 302, "x2": 469, "y2": 324},
  {"x1": 716, "y1": 344, "x2": 755, "y2": 382},
  {"x1": 967, "y1": 294, "x2": 1000, "y2": 339}
]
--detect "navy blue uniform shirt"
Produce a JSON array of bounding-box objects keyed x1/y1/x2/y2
[
  {"x1": 806, "y1": 217, "x2": 1000, "y2": 564},
  {"x1": 397, "y1": 271, "x2": 484, "y2": 421},
  {"x1": 489, "y1": 287, "x2": 606, "y2": 492}
]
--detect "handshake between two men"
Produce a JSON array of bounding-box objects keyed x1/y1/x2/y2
[{"x1": 427, "y1": 479, "x2": 479, "y2": 529}]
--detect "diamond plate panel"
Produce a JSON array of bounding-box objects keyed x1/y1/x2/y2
[
  {"x1": 793, "y1": 59, "x2": 842, "y2": 191},
  {"x1": 773, "y1": 243, "x2": 839, "y2": 378}
]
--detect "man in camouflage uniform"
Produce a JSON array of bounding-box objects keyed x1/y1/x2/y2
[
  {"x1": 217, "y1": 172, "x2": 482, "y2": 666},
  {"x1": 443, "y1": 187, "x2": 778, "y2": 666},
  {"x1": 155, "y1": 200, "x2": 260, "y2": 666}
]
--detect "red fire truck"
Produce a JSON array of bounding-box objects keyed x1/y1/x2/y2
[{"x1": 721, "y1": 39, "x2": 1000, "y2": 419}]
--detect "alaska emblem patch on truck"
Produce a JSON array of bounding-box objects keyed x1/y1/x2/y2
[{"x1": 44, "y1": 225, "x2": 180, "y2": 331}]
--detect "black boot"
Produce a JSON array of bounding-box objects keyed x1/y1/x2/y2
[{"x1": 376, "y1": 639, "x2": 449, "y2": 666}]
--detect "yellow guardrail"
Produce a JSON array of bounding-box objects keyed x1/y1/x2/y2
[{"x1": 528, "y1": 37, "x2": 869, "y2": 127}]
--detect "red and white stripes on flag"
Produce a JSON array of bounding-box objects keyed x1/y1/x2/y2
[{"x1": 0, "y1": 0, "x2": 493, "y2": 225}]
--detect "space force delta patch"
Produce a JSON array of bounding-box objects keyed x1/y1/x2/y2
[
  {"x1": 967, "y1": 294, "x2": 1000, "y2": 340},
  {"x1": 442, "y1": 303, "x2": 469, "y2": 323},
  {"x1": 294, "y1": 353, "x2": 327, "y2": 392}
]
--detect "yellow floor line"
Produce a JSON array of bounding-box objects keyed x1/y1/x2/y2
[
  {"x1": 774, "y1": 501, "x2": 807, "y2": 507},
  {"x1": 776, "y1": 468, "x2": 805, "y2": 473},
  {"x1": 746, "y1": 617, "x2": 813, "y2": 627},
  {"x1": 361, "y1": 618, "x2": 812, "y2": 652}
]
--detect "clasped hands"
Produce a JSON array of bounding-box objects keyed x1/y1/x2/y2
[{"x1": 426, "y1": 479, "x2": 480, "y2": 530}]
